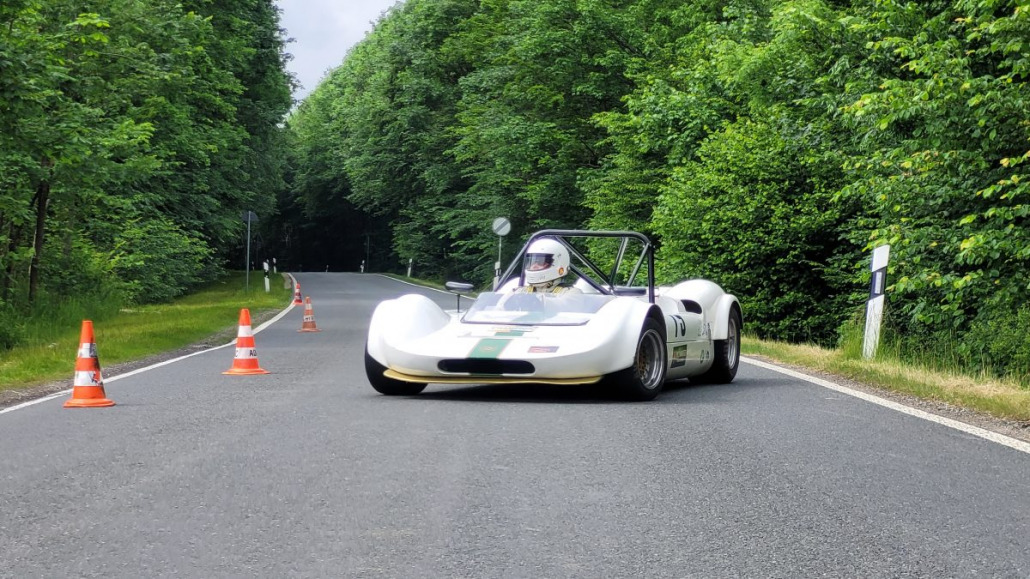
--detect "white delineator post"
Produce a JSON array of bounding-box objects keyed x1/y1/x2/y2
[{"x1": 863, "y1": 244, "x2": 891, "y2": 360}]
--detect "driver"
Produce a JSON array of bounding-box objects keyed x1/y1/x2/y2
[{"x1": 515, "y1": 237, "x2": 580, "y2": 295}]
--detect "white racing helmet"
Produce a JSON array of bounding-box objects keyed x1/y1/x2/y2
[{"x1": 523, "y1": 237, "x2": 570, "y2": 287}]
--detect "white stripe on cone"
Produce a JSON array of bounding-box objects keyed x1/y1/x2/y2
[
  {"x1": 234, "y1": 348, "x2": 258, "y2": 360},
  {"x1": 74, "y1": 370, "x2": 102, "y2": 386}
]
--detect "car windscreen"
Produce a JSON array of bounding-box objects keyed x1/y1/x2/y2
[{"x1": 461, "y1": 291, "x2": 615, "y2": 326}]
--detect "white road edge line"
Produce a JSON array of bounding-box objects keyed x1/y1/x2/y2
[
  {"x1": 742, "y1": 355, "x2": 1030, "y2": 455},
  {"x1": 0, "y1": 300, "x2": 297, "y2": 416}
]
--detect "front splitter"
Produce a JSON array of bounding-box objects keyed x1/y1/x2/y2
[{"x1": 383, "y1": 369, "x2": 602, "y2": 386}]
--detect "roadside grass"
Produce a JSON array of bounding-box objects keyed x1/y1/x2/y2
[
  {"x1": 743, "y1": 336, "x2": 1030, "y2": 423},
  {"x1": 0, "y1": 272, "x2": 292, "y2": 393}
]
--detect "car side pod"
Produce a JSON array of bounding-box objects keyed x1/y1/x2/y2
[{"x1": 223, "y1": 308, "x2": 270, "y2": 375}]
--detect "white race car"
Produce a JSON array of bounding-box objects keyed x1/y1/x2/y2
[{"x1": 365, "y1": 230, "x2": 742, "y2": 400}]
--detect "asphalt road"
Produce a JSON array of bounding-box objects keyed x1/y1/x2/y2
[{"x1": 2, "y1": 272, "x2": 1029, "y2": 578}]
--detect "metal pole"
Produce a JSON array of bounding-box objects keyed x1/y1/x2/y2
[{"x1": 493, "y1": 236, "x2": 503, "y2": 290}]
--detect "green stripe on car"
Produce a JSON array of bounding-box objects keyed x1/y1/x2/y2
[{"x1": 468, "y1": 338, "x2": 511, "y2": 359}]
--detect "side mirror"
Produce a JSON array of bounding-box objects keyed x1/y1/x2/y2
[{"x1": 445, "y1": 281, "x2": 475, "y2": 312}]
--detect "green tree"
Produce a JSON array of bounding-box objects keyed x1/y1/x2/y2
[
  {"x1": 841, "y1": 0, "x2": 1030, "y2": 371},
  {"x1": 0, "y1": 0, "x2": 292, "y2": 318}
]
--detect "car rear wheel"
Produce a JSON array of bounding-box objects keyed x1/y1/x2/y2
[
  {"x1": 699, "y1": 308, "x2": 741, "y2": 384},
  {"x1": 609, "y1": 318, "x2": 667, "y2": 401},
  {"x1": 364, "y1": 347, "x2": 427, "y2": 396}
]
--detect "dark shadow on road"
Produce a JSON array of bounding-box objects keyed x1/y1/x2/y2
[
  {"x1": 656, "y1": 377, "x2": 767, "y2": 405},
  {"x1": 416, "y1": 382, "x2": 616, "y2": 404},
  {"x1": 364, "y1": 376, "x2": 764, "y2": 405}
]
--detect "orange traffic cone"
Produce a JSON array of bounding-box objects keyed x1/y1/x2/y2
[
  {"x1": 292, "y1": 283, "x2": 303, "y2": 305},
  {"x1": 298, "y1": 296, "x2": 321, "y2": 332},
  {"x1": 64, "y1": 320, "x2": 115, "y2": 408},
  {"x1": 223, "y1": 308, "x2": 270, "y2": 375}
]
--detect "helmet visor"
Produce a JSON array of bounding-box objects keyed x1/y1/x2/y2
[{"x1": 524, "y1": 253, "x2": 553, "y2": 272}]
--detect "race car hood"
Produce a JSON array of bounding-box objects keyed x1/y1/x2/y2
[{"x1": 367, "y1": 292, "x2": 654, "y2": 381}]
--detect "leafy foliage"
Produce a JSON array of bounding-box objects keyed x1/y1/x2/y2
[
  {"x1": 281, "y1": 0, "x2": 1030, "y2": 380},
  {"x1": 839, "y1": 0, "x2": 1030, "y2": 370},
  {"x1": 0, "y1": 0, "x2": 292, "y2": 348},
  {"x1": 654, "y1": 118, "x2": 857, "y2": 344}
]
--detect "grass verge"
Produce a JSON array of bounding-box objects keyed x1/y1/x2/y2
[
  {"x1": 0, "y1": 272, "x2": 292, "y2": 393},
  {"x1": 743, "y1": 336, "x2": 1030, "y2": 423}
]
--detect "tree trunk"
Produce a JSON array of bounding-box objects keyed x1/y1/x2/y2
[
  {"x1": 1, "y1": 220, "x2": 12, "y2": 304},
  {"x1": 28, "y1": 157, "x2": 52, "y2": 305}
]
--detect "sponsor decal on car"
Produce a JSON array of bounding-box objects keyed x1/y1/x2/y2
[
  {"x1": 490, "y1": 326, "x2": 532, "y2": 336},
  {"x1": 462, "y1": 326, "x2": 533, "y2": 338},
  {"x1": 671, "y1": 345, "x2": 688, "y2": 368},
  {"x1": 528, "y1": 345, "x2": 559, "y2": 353},
  {"x1": 468, "y1": 338, "x2": 512, "y2": 358}
]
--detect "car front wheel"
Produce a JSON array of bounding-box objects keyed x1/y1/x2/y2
[
  {"x1": 608, "y1": 318, "x2": 667, "y2": 401},
  {"x1": 364, "y1": 347, "x2": 427, "y2": 396}
]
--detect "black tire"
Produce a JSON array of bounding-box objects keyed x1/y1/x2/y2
[
  {"x1": 608, "y1": 318, "x2": 667, "y2": 401},
  {"x1": 364, "y1": 348, "x2": 427, "y2": 396},
  {"x1": 700, "y1": 308, "x2": 741, "y2": 384}
]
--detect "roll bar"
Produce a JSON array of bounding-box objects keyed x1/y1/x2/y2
[{"x1": 496, "y1": 230, "x2": 656, "y2": 304}]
